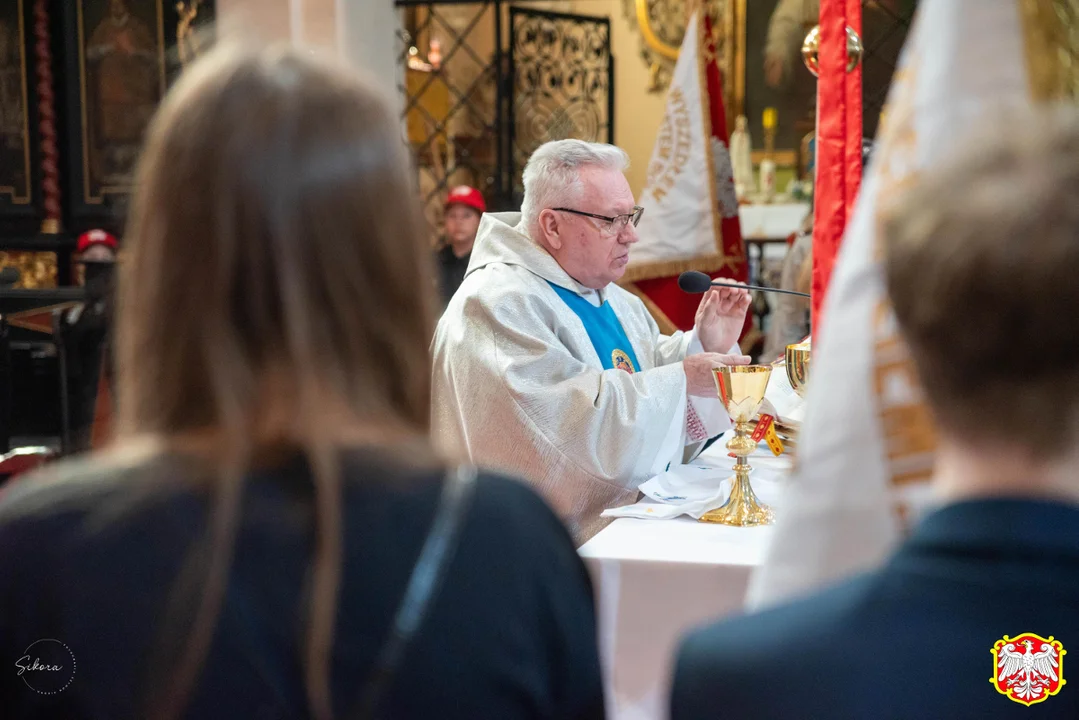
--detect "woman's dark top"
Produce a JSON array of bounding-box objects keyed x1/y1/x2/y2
[{"x1": 0, "y1": 447, "x2": 604, "y2": 719}]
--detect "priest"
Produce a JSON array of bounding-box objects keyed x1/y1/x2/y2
[{"x1": 432, "y1": 139, "x2": 752, "y2": 542}]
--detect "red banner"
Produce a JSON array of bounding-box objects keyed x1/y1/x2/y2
[
  {"x1": 701, "y1": 14, "x2": 750, "y2": 289},
  {"x1": 633, "y1": 272, "x2": 752, "y2": 335},
  {"x1": 626, "y1": 11, "x2": 748, "y2": 337},
  {"x1": 811, "y1": 0, "x2": 863, "y2": 336}
]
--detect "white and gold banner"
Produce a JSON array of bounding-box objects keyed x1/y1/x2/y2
[{"x1": 746, "y1": 0, "x2": 1072, "y2": 609}]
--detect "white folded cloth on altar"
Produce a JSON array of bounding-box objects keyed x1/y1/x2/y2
[
  {"x1": 602, "y1": 441, "x2": 793, "y2": 520},
  {"x1": 761, "y1": 363, "x2": 805, "y2": 424}
]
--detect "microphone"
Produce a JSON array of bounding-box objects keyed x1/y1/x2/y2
[
  {"x1": 0, "y1": 267, "x2": 20, "y2": 288},
  {"x1": 677, "y1": 270, "x2": 810, "y2": 298}
]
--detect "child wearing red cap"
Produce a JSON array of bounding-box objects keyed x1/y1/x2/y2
[
  {"x1": 436, "y1": 185, "x2": 485, "y2": 306},
  {"x1": 75, "y1": 229, "x2": 119, "y2": 263}
]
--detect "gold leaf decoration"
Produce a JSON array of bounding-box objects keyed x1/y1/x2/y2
[
  {"x1": 0, "y1": 251, "x2": 58, "y2": 289},
  {"x1": 622, "y1": 0, "x2": 734, "y2": 94}
]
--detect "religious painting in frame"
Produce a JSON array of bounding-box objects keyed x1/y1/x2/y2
[
  {"x1": 624, "y1": 0, "x2": 739, "y2": 101},
  {"x1": 731, "y1": 0, "x2": 918, "y2": 168},
  {"x1": 0, "y1": 0, "x2": 42, "y2": 233},
  {"x1": 731, "y1": 0, "x2": 812, "y2": 167},
  {"x1": 59, "y1": 0, "x2": 215, "y2": 232}
]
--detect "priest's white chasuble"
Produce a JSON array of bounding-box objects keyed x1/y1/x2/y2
[{"x1": 432, "y1": 212, "x2": 732, "y2": 542}]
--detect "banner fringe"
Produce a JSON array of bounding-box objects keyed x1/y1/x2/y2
[{"x1": 620, "y1": 253, "x2": 737, "y2": 283}]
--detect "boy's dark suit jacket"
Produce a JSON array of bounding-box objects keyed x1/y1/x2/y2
[{"x1": 672, "y1": 499, "x2": 1079, "y2": 719}]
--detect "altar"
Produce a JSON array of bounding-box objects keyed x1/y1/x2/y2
[{"x1": 579, "y1": 445, "x2": 788, "y2": 720}]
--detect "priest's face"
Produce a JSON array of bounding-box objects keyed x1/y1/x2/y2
[{"x1": 544, "y1": 166, "x2": 639, "y2": 289}]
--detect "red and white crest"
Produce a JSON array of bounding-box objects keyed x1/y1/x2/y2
[{"x1": 991, "y1": 633, "x2": 1066, "y2": 706}]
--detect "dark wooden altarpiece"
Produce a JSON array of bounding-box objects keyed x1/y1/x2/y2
[{"x1": 0, "y1": 0, "x2": 215, "y2": 262}]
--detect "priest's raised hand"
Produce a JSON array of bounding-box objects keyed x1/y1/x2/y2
[{"x1": 695, "y1": 283, "x2": 752, "y2": 353}]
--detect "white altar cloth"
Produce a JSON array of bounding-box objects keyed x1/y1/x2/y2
[{"x1": 578, "y1": 449, "x2": 788, "y2": 719}]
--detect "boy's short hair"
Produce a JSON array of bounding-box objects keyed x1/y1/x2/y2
[{"x1": 883, "y1": 109, "x2": 1079, "y2": 453}]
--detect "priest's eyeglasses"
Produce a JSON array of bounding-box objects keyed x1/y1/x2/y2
[{"x1": 553, "y1": 206, "x2": 644, "y2": 235}]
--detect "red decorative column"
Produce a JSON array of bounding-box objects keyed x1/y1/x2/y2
[{"x1": 34, "y1": 0, "x2": 61, "y2": 234}]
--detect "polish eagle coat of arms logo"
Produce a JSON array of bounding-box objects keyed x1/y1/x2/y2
[{"x1": 990, "y1": 633, "x2": 1066, "y2": 706}]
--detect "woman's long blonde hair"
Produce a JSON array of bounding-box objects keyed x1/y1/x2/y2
[{"x1": 116, "y1": 44, "x2": 434, "y2": 719}]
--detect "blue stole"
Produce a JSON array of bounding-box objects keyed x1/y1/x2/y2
[{"x1": 547, "y1": 282, "x2": 641, "y2": 373}]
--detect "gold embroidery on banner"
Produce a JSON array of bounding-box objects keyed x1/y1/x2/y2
[
  {"x1": 869, "y1": 39, "x2": 936, "y2": 526},
  {"x1": 629, "y1": 6, "x2": 743, "y2": 285},
  {"x1": 872, "y1": 303, "x2": 936, "y2": 487},
  {"x1": 645, "y1": 86, "x2": 692, "y2": 204},
  {"x1": 871, "y1": 69, "x2": 920, "y2": 239},
  {"x1": 872, "y1": 0, "x2": 1079, "y2": 513},
  {"x1": 1018, "y1": 0, "x2": 1079, "y2": 102}
]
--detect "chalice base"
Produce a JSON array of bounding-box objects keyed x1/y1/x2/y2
[{"x1": 699, "y1": 473, "x2": 775, "y2": 527}]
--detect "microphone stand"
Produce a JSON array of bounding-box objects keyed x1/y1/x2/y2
[{"x1": 707, "y1": 280, "x2": 810, "y2": 298}]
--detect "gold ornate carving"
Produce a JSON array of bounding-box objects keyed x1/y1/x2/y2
[
  {"x1": 622, "y1": 0, "x2": 735, "y2": 94},
  {"x1": 624, "y1": 0, "x2": 683, "y2": 91},
  {"x1": 176, "y1": 1, "x2": 205, "y2": 68},
  {"x1": 0, "y1": 251, "x2": 57, "y2": 288},
  {"x1": 1018, "y1": 0, "x2": 1079, "y2": 102},
  {"x1": 635, "y1": 0, "x2": 681, "y2": 61}
]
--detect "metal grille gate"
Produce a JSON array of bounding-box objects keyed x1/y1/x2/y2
[
  {"x1": 395, "y1": 1, "x2": 613, "y2": 241},
  {"x1": 509, "y1": 8, "x2": 613, "y2": 199},
  {"x1": 860, "y1": 0, "x2": 919, "y2": 140},
  {"x1": 395, "y1": 0, "x2": 914, "y2": 238}
]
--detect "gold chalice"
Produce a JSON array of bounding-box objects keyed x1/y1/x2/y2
[
  {"x1": 699, "y1": 365, "x2": 775, "y2": 526},
  {"x1": 785, "y1": 340, "x2": 811, "y2": 398}
]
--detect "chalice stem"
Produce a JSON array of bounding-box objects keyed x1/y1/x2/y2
[
  {"x1": 701, "y1": 364, "x2": 776, "y2": 526},
  {"x1": 699, "y1": 426, "x2": 775, "y2": 526},
  {"x1": 728, "y1": 469, "x2": 758, "y2": 514}
]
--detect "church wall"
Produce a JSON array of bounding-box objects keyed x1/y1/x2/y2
[
  {"x1": 570, "y1": 0, "x2": 666, "y2": 198},
  {"x1": 215, "y1": 0, "x2": 665, "y2": 197},
  {"x1": 216, "y1": 0, "x2": 398, "y2": 106},
  {"x1": 215, "y1": 0, "x2": 292, "y2": 43}
]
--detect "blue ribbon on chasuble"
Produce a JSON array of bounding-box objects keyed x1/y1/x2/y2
[
  {"x1": 548, "y1": 282, "x2": 722, "y2": 465},
  {"x1": 547, "y1": 283, "x2": 641, "y2": 373}
]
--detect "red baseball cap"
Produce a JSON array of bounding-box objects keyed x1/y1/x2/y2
[
  {"x1": 444, "y1": 185, "x2": 486, "y2": 214},
  {"x1": 76, "y1": 229, "x2": 119, "y2": 254}
]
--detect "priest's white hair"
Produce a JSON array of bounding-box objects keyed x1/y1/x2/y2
[{"x1": 520, "y1": 139, "x2": 630, "y2": 237}]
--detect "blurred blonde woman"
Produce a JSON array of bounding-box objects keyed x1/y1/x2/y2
[{"x1": 0, "y1": 46, "x2": 603, "y2": 720}]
